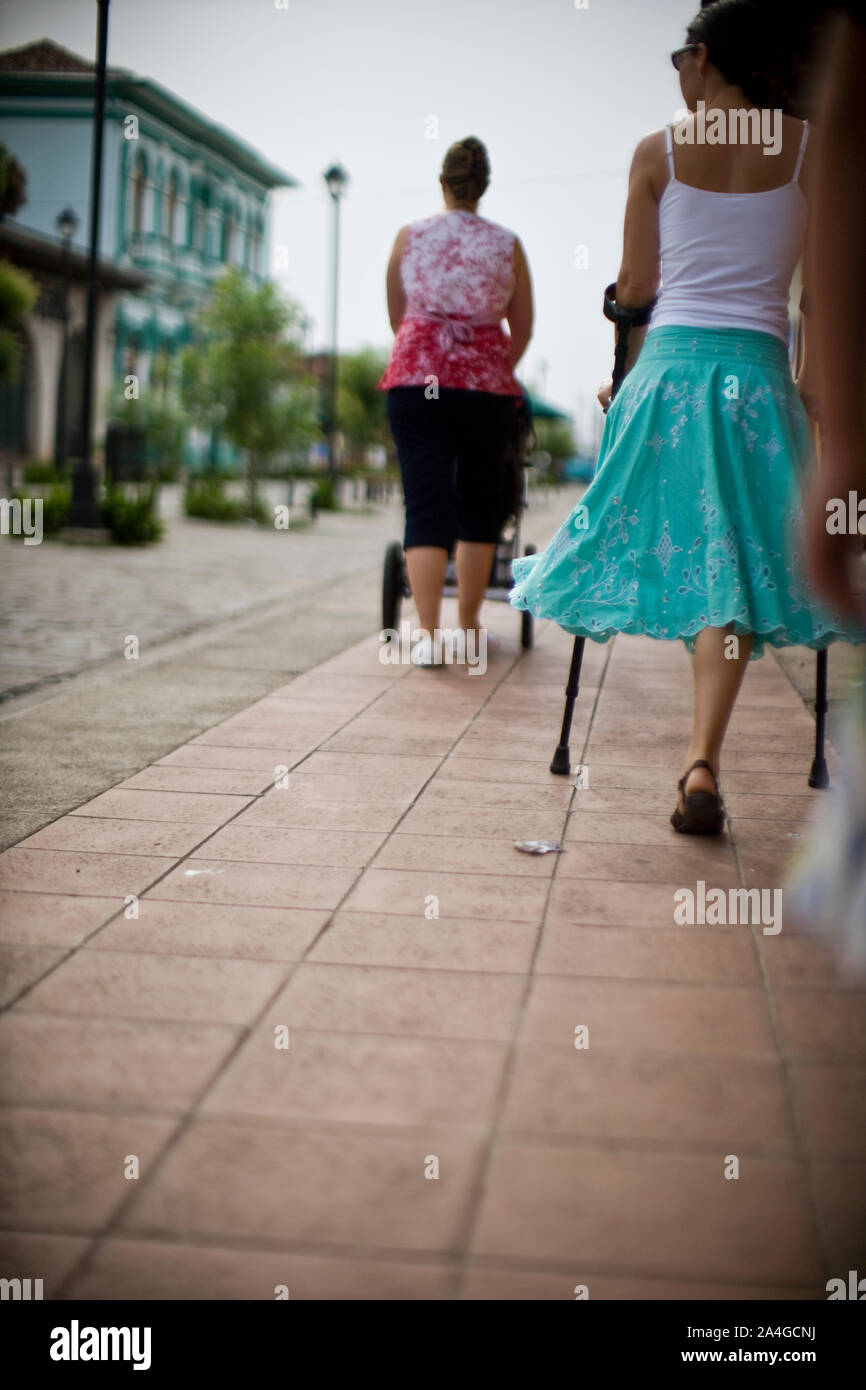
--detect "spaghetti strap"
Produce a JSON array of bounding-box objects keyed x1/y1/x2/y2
[
  {"x1": 665, "y1": 124, "x2": 676, "y2": 179},
  {"x1": 793, "y1": 119, "x2": 809, "y2": 181}
]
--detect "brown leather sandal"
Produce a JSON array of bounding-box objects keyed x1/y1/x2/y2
[{"x1": 670, "y1": 759, "x2": 725, "y2": 836}]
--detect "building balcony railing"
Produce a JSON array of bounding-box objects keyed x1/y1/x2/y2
[{"x1": 124, "y1": 232, "x2": 259, "y2": 284}]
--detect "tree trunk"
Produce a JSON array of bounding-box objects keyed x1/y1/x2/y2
[{"x1": 246, "y1": 449, "x2": 260, "y2": 516}]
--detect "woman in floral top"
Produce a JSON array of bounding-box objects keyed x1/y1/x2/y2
[{"x1": 379, "y1": 136, "x2": 534, "y2": 665}]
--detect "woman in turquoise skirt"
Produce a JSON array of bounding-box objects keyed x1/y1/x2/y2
[{"x1": 510, "y1": 0, "x2": 864, "y2": 835}]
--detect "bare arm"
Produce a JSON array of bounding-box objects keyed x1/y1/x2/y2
[
  {"x1": 804, "y1": 15, "x2": 866, "y2": 617},
  {"x1": 505, "y1": 237, "x2": 534, "y2": 367},
  {"x1": 812, "y1": 18, "x2": 866, "y2": 474},
  {"x1": 615, "y1": 131, "x2": 663, "y2": 372},
  {"x1": 386, "y1": 226, "x2": 410, "y2": 333},
  {"x1": 795, "y1": 125, "x2": 819, "y2": 418}
]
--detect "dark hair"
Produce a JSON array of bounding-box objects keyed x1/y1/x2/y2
[
  {"x1": 686, "y1": 0, "x2": 786, "y2": 108},
  {"x1": 441, "y1": 137, "x2": 490, "y2": 203}
]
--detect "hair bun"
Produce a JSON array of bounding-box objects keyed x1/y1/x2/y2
[{"x1": 441, "y1": 136, "x2": 490, "y2": 203}]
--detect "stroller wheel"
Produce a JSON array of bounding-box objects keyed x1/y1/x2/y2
[
  {"x1": 382, "y1": 541, "x2": 406, "y2": 632},
  {"x1": 520, "y1": 544, "x2": 536, "y2": 649}
]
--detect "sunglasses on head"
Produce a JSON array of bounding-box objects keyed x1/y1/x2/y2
[{"x1": 671, "y1": 44, "x2": 700, "y2": 70}]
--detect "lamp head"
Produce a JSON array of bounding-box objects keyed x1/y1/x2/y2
[
  {"x1": 56, "y1": 207, "x2": 79, "y2": 241},
  {"x1": 323, "y1": 163, "x2": 349, "y2": 200}
]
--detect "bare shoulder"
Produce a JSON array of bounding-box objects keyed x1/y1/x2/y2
[
  {"x1": 633, "y1": 128, "x2": 668, "y2": 165},
  {"x1": 631, "y1": 128, "x2": 669, "y2": 197},
  {"x1": 390, "y1": 224, "x2": 412, "y2": 256}
]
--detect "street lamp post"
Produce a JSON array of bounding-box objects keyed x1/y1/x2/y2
[
  {"x1": 323, "y1": 162, "x2": 348, "y2": 482},
  {"x1": 68, "y1": 0, "x2": 110, "y2": 528},
  {"x1": 54, "y1": 207, "x2": 79, "y2": 476}
]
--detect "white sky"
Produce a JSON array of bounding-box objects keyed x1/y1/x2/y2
[{"x1": 3, "y1": 0, "x2": 698, "y2": 449}]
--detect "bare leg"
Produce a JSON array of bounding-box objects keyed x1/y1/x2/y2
[
  {"x1": 681, "y1": 625, "x2": 755, "y2": 795},
  {"x1": 405, "y1": 546, "x2": 448, "y2": 636},
  {"x1": 456, "y1": 540, "x2": 495, "y2": 630}
]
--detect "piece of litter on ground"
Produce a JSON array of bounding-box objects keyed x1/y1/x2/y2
[
  {"x1": 513, "y1": 840, "x2": 563, "y2": 855},
  {"x1": 184, "y1": 868, "x2": 226, "y2": 876}
]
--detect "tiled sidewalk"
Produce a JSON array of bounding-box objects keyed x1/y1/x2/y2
[{"x1": 0, "y1": 608, "x2": 864, "y2": 1300}]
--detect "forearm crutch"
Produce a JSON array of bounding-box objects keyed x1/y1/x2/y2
[
  {"x1": 809, "y1": 646, "x2": 830, "y2": 787},
  {"x1": 806, "y1": 411, "x2": 831, "y2": 787},
  {"x1": 795, "y1": 319, "x2": 832, "y2": 790},
  {"x1": 550, "y1": 282, "x2": 656, "y2": 775}
]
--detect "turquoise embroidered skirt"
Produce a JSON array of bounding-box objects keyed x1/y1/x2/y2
[{"x1": 510, "y1": 325, "x2": 864, "y2": 659}]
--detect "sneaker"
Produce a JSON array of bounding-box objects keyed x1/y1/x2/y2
[{"x1": 410, "y1": 635, "x2": 443, "y2": 667}]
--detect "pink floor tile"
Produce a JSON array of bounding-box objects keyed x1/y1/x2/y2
[
  {"x1": 120, "y1": 1120, "x2": 485, "y2": 1252},
  {"x1": 63, "y1": 1239, "x2": 456, "y2": 1300},
  {"x1": 89, "y1": 900, "x2": 328, "y2": 961},
  {"x1": 264, "y1": 962, "x2": 526, "y2": 1041},
  {"x1": 522, "y1": 976, "x2": 776, "y2": 1057},
  {"x1": 0, "y1": 1108, "x2": 178, "y2": 1232},
  {"x1": 472, "y1": 1142, "x2": 821, "y2": 1285},
  {"x1": 0, "y1": 891, "x2": 123, "y2": 948},
  {"x1": 0, "y1": 1011, "x2": 241, "y2": 1113},
  {"x1": 146, "y1": 858, "x2": 356, "y2": 910},
  {"x1": 308, "y1": 911, "x2": 538, "y2": 973},
  {"x1": 70, "y1": 788, "x2": 254, "y2": 824},
  {"x1": 202, "y1": 1027, "x2": 507, "y2": 1128},
  {"x1": 16, "y1": 949, "x2": 289, "y2": 1025}
]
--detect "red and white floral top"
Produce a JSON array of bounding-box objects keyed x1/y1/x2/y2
[{"x1": 378, "y1": 209, "x2": 522, "y2": 396}]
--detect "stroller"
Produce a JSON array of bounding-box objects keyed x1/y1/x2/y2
[{"x1": 381, "y1": 388, "x2": 538, "y2": 649}]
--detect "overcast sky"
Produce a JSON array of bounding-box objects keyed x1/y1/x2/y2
[{"x1": 3, "y1": 0, "x2": 698, "y2": 448}]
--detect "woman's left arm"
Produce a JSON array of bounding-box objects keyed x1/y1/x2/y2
[
  {"x1": 506, "y1": 237, "x2": 534, "y2": 367},
  {"x1": 386, "y1": 226, "x2": 410, "y2": 332}
]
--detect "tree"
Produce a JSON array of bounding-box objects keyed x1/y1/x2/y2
[
  {"x1": 336, "y1": 348, "x2": 390, "y2": 467},
  {"x1": 0, "y1": 258, "x2": 37, "y2": 384},
  {"x1": 0, "y1": 142, "x2": 27, "y2": 222},
  {"x1": 0, "y1": 148, "x2": 38, "y2": 404},
  {"x1": 180, "y1": 269, "x2": 320, "y2": 508},
  {"x1": 105, "y1": 351, "x2": 186, "y2": 481},
  {"x1": 534, "y1": 417, "x2": 576, "y2": 462}
]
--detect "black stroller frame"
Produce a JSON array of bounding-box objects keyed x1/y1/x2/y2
[
  {"x1": 549, "y1": 282, "x2": 831, "y2": 789},
  {"x1": 381, "y1": 391, "x2": 538, "y2": 650}
]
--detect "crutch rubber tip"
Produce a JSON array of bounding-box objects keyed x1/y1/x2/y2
[
  {"x1": 808, "y1": 757, "x2": 830, "y2": 790},
  {"x1": 550, "y1": 746, "x2": 571, "y2": 776}
]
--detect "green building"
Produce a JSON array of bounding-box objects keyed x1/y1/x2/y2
[{"x1": 0, "y1": 38, "x2": 296, "y2": 467}]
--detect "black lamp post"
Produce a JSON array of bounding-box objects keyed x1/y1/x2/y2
[
  {"x1": 323, "y1": 162, "x2": 348, "y2": 481},
  {"x1": 68, "y1": 0, "x2": 110, "y2": 528},
  {"x1": 54, "y1": 206, "x2": 79, "y2": 476}
]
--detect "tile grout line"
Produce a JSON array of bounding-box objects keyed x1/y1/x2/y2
[
  {"x1": 49, "y1": 640, "x2": 527, "y2": 1300},
  {"x1": 0, "y1": 667, "x2": 421, "y2": 1016},
  {"x1": 11, "y1": 633, "x2": 838, "y2": 1297},
  {"x1": 725, "y1": 791, "x2": 833, "y2": 1282},
  {"x1": 451, "y1": 637, "x2": 616, "y2": 1300},
  {"x1": 6, "y1": 1219, "x2": 822, "y2": 1295},
  {"x1": 45, "y1": 655, "x2": 431, "y2": 1298}
]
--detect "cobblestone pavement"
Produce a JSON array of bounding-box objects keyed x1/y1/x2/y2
[
  {"x1": 0, "y1": 483, "x2": 583, "y2": 849},
  {"x1": 0, "y1": 609, "x2": 863, "y2": 1300},
  {"x1": 0, "y1": 485, "x2": 412, "y2": 697}
]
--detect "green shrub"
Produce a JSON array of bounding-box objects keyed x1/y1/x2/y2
[
  {"x1": 41, "y1": 482, "x2": 72, "y2": 533},
  {"x1": 2, "y1": 483, "x2": 71, "y2": 538},
  {"x1": 101, "y1": 484, "x2": 163, "y2": 545},
  {"x1": 155, "y1": 458, "x2": 182, "y2": 483},
  {"x1": 22, "y1": 460, "x2": 64, "y2": 484},
  {"x1": 184, "y1": 476, "x2": 268, "y2": 524},
  {"x1": 310, "y1": 476, "x2": 340, "y2": 512}
]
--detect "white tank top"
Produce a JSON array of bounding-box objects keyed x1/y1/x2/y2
[{"x1": 650, "y1": 121, "x2": 809, "y2": 343}]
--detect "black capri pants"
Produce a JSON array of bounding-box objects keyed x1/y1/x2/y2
[{"x1": 386, "y1": 385, "x2": 517, "y2": 551}]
